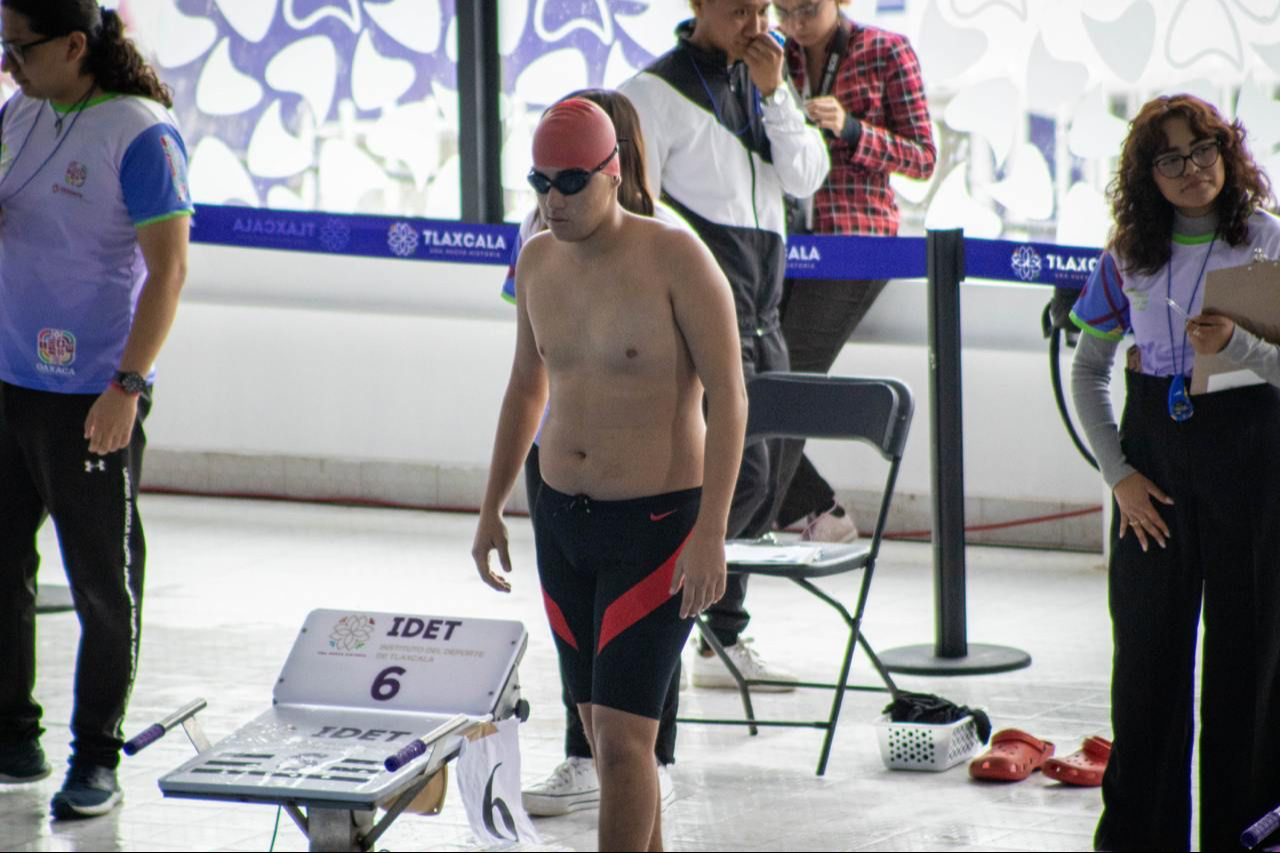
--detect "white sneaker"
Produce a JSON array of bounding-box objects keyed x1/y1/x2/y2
[
  {"x1": 800, "y1": 504, "x2": 859, "y2": 543},
  {"x1": 658, "y1": 763, "x2": 676, "y2": 811},
  {"x1": 691, "y1": 637, "x2": 799, "y2": 692},
  {"x1": 522, "y1": 756, "x2": 600, "y2": 816}
]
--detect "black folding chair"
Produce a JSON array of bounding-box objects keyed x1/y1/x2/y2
[{"x1": 679, "y1": 373, "x2": 914, "y2": 776}]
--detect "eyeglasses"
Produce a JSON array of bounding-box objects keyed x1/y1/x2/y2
[
  {"x1": 773, "y1": 0, "x2": 828, "y2": 24},
  {"x1": 0, "y1": 34, "x2": 61, "y2": 66},
  {"x1": 1153, "y1": 140, "x2": 1221, "y2": 179},
  {"x1": 527, "y1": 148, "x2": 618, "y2": 196}
]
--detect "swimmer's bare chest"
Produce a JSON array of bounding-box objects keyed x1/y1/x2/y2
[{"x1": 526, "y1": 266, "x2": 703, "y2": 498}]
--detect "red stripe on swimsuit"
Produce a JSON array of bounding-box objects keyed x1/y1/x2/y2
[
  {"x1": 597, "y1": 531, "x2": 693, "y2": 654},
  {"x1": 543, "y1": 589, "x2": 579, "y2": 650}
]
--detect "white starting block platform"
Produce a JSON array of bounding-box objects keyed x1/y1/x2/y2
[{"x1": 131, "y1": 610, "x2": 528, "y2": 852}]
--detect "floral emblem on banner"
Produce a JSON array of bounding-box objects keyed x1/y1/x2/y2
[
  {"x1": 1011, "y1": 245, "x2": 1043, "y2": 282},
  {"x1": 387, "y1": 222, "x2": 419, "y2": 257},
  {"x1": 329, "y1": 614, "x2": 375, "y2": 651},
  {"x1": 320, "y1": 218, "x2": 352, "y2": 252}
]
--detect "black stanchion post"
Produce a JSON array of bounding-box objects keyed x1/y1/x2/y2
[
  {"x1": 879, "y1": 229, "x2": 1032, "y2": 676},
  {"x1": 457, "y1": 2, "x2": 502, "y2": 224},
  {"x1": 929, "y1": 228, "x2": 968, "y2": 657}
]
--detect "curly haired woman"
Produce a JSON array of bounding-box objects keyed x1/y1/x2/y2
[{"x1": 1070, "y1": 94, "x2": 1280, "y2": 851}]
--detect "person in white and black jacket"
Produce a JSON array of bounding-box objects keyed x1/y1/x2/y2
[{"x1": 620, "y1": 0, "x2": 828, "y2": 690}]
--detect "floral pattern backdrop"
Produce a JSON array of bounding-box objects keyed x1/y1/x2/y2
[{"x1": 88, "y1": 1, "x2": 1280, "y2": 244}]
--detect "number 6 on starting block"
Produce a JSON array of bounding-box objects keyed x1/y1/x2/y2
[{"x1": 148, "y1": 610, "x2": 528, "y2": 852}]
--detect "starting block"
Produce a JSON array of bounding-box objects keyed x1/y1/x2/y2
[{"x1": 127, "y1": 609, "x2": 528, "y2": 852}]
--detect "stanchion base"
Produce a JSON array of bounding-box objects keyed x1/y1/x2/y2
[
  {"x1": 36, "y1": 585, "x2": 75, "y2": 614},
  {"x1": 879, "y1": 643, "x2": 1031, "y2": 676}
]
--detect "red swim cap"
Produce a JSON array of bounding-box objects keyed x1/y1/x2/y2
[{"x1": 532, "y1": 97, "x2": 621, "y2": 177}]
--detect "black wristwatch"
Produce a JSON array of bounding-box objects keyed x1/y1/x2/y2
[{"x1": 112, "y1": 370, "x2": 147, "y2": 395}]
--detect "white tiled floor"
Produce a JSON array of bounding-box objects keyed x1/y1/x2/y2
[{"x1": 3, "y1": 495, "x2": 1123, "y2": 851}]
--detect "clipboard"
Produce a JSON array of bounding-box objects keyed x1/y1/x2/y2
[{"x1": 1191, "y1": 255, "x2": 1280, "y2": 394}]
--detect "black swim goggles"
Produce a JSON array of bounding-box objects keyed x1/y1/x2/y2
[{"x1": 527, "y1": 147, "x2": 618, "y2": 196}]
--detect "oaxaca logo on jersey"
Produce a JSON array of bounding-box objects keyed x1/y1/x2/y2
[
  {"x1": 37, "y1": 328, "x2": 77, "y2": 366},
  {"x1": 1011, "y1": 245, "x2": 1043, "y2": 282},
  {"x1": 65, "y1": 161, "x2": 87, "y2": 188}
]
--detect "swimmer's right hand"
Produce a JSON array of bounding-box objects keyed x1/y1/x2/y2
[
  {"x1": 471, "y1": 513, "x2": 513, "y2": 593},
  {"x1": 670, "y1": 527, "x2": 728, "y2": 619}
]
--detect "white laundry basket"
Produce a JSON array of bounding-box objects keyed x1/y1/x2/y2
[{"x1": 875, "y1": 714, "x2": 980, "y2": 772}]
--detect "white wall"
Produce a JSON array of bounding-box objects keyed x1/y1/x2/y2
[{"x1": 143, "y1": 242, "x2": 1119, "y2": 549}]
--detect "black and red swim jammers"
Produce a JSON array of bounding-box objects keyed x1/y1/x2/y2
[{"x1": 533, "y1": 482, "x2": 700, "y2": 719}]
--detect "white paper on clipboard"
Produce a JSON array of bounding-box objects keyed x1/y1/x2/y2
[
  {"x1": 1191, "y1": 258, "x2": 1280, "y2": 395},
  {"x1": 723, "y1": 543, "x2": 822, "y2": 564}
]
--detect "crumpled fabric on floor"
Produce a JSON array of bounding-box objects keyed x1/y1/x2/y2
[{"x1": 882, "y1": 691, "x2": 992, "y2": 744}]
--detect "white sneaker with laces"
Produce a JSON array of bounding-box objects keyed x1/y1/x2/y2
[
  {"x1": 800, "y1": 504, "x2": 859, "y2": 543},
  {"x1": 691, "y1": 637, "x2": 799, "y2": 692},
  {"x1": 522, "y1": 757, "x2": 676, "y2": 816},
  {"x1": 522, "y1": 756, "x2": 599, "y2": 816}
]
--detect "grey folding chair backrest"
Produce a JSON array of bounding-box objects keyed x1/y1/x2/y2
[{"x1": 743, "y1": 373, "x2": 913, "y2": 461}]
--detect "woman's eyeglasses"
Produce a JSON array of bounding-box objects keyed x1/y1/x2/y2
[
  {"x1": 1153, "y1": 140, "x2": 1220, "y2": 179},
  {"x1": 527, "y1": 148, "x2": 618, "y2": 196},
  {"x1": 773, "y1": 0, "x2": 828, "y2": 24},
  {"x1": 0, "y1": 34, "x2": 61, "y2": 66}
]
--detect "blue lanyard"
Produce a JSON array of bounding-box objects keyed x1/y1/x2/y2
[
  {"x1": 1165, "y1": 234, "x2": 1217, "y2": 378},
  {"x1": 687, "y1": 53, "x2": 761, "y2": 137}
]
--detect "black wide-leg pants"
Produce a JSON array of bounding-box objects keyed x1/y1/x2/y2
[{"x1": 1096, "y1": 372, "x2": 1280, "y2": 852}]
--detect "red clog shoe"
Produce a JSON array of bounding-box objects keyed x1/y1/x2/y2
[
  {"x1": 1043, "y1": 736, "x2": 1111, "y2": 786},
  {"x1": 969, "y1": 728, "x2": 1055, "y2": 782}
]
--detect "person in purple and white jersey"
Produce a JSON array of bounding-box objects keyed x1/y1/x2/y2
[
  {"x1": 1070, "y1": 94, "x2": 1280, "y2": 852},
  {"x1": 0, "y1": 0, "x2": 192, "y2": 821}
]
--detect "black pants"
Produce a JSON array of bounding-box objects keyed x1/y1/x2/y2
[
  {"x1": 0, "y1": 381, "x2": 150, "y2": 770},
  {"x1": 526, "y1": 447, "x2": 680, "y2": 765},
  {"x1": 703, "y1": 326, "x2": 791, "y2": 646},
  {"x1": 1095, "y1": 372, "x2": 1280, "y2": 853},
  {"x1": 772, "y1": 278, "x2": 888, "y2": 527}
]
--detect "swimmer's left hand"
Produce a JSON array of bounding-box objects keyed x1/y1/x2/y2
[
  {"x1": 670, "y1": 527, "x2": 727, "y2": 619},
  {"x1": 471, "y1": 512, "x2": 514, "y2": 593},
  {"x1": 1187, "y1": 313, "x2": 1234, "y2": 355}
]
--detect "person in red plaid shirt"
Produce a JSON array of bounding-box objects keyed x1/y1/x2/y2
[{"x1": 770, "y1": 0, "x2": 936, "y2": 541}]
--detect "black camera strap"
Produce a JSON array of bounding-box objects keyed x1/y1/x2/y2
[{"x1": 815, "y1": 17, "x2": 852, "y2": 97}]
